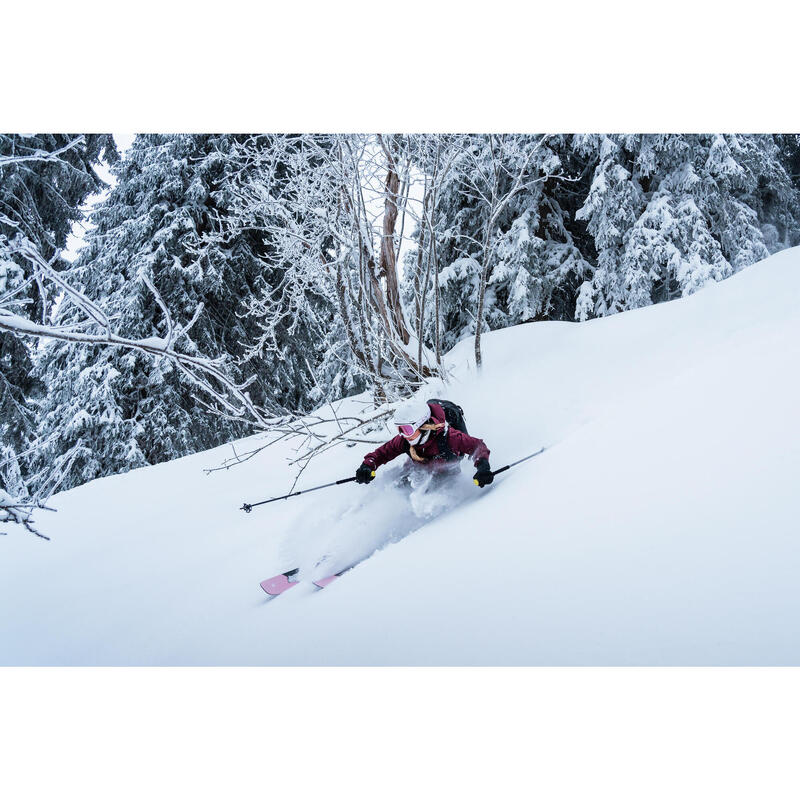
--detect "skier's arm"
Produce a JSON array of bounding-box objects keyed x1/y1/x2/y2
[
  {"x1": 448, "y1": 430, "x2": 490, "y2": 464},
  {"x1": 362, "y1": 435, "x2": 409, "y2": 470}
]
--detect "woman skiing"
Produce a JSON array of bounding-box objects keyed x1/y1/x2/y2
[{"x1": 355, "y1": 398, "x2": 494, "y2": 487}]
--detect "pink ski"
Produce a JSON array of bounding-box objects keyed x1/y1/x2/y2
[
  {"x1": 260, "y1": 568, "x2": 300, "y2": 596},
  {"x1": 312, "y1": 574, "x2": 341, "y2": 589},
  {"x1": 261, "y1": 567, "x2": 349, "y2": 596}
]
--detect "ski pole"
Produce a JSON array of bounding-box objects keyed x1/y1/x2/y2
[
  {"x1": 240, "y1": 476, "x2": 357, "y2": 513},
  {"x1": 489, "y1": 446, "x2": 546, "y2": 479}
]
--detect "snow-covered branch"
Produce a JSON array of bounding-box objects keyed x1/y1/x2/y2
[
  {"x1": 1, "y1": 225, "x2": 274, "y2": 535},
  {"x1": 4, "y1": 241, "x2": 267, "y2": 425},
  {"x1": 222, "y1": 134, "x2": 439, "y2": 403},
  {"x1": 0, "y1": 492, "x2": 53, "y2": 539},
  {"x1": 0, "y1": 136, "x2": 86, "y2": 167}
]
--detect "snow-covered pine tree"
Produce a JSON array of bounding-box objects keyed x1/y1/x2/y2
[
  {"x1": 769, "y1": 134, "x2": 800, "y2": 250},
  {"x1": 405, "y1": 134, "x2": 800, "y2": 344},
  {"x1": 574, "y1": 134, "x2": 799, "y2": 320},
  {"x1": 0, "y1": 134, "x2": 114, "y2": 503},
  {"x1": 572, "y1": 134, "x2": 648, "y2": 317},
  {"x1": 31, "y1": 134, "x2": 278, "y2": 491},
  {"x1": 775, "y1": 134, "x2": 800, "y2": 196}
]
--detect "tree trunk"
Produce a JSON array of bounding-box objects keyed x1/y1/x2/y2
[
  {"x1": 377, "y1": 134, "x2": 410, "y2": 345},
  {"x1": 432, "y1": 214, "x2": 442, "y2": 366},
  {"x1": 415, "y1": 187, "x2": 429, "y2": 368},
  {"x1": 474, "y1": 223, "x2": 493, "y2": 369}
]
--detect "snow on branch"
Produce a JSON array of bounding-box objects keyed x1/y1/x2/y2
[
  {"x1": 0, "y1": 229, "x2": 277, "y2": 536},
  {"x1": 2, "y1": 238, "x2": 269, "y2": 431},
  {"x1": 0, "y1": 136, "x2": 86, "y2": 167},
  {"x1": 0, "y1": 493, "x2": 53, "y2": 539},
  {"x1": 222, "y1": 134, "x2": 440, "y2": 404}
]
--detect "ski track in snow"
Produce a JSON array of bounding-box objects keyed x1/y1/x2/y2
[{"x1": 2, "y1": 248, "x2": 800, "y2": 665}]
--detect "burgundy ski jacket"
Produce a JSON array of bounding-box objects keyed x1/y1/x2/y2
[{"x1": 363, "y1": 402, "x2": 490, "y2": 470}]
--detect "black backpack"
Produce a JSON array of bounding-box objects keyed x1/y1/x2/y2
[{"x1": 428, "y1": 398, "x2": 468, "y2": 435}]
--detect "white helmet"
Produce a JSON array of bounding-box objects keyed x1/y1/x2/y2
[{"x1": 392, "y1": 398, "x2": 431, "y2": 437}]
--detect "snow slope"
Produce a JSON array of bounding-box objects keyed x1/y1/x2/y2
[{"x1": 2, "y1": 248, "x2": 799, "y2": 665}]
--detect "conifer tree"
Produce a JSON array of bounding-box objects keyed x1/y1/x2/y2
[
  {"x1": 31, "y1": 135, "x2": 273, "y2": 490},
  {"x1": 574, "y1": 134, "x2": 797, "y2": 320},
  {"x1": 1, "y1": 134, "x2": 114, "y2": 500}
]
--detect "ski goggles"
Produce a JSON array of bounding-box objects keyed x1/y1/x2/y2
[{"x1": 397, "y1": 423, "x2": 419, "y2": 436}]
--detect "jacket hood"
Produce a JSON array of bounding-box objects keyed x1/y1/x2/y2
[{"x1": 427, "y1": 402, "x2": 446, "y2": 426}]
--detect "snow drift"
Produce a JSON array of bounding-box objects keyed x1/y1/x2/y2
[{"x1": 2, "y1": 247, "x2": 799, "y2": 665}]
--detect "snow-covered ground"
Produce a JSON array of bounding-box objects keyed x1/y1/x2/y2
[{"x1": 2, "y1": 248, "x2": 799, "y2": 665}]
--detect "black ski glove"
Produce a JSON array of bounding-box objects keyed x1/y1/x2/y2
[
  {"x1": 356, "y1": 463, "x2": 376, "y2": 484},
  {"x1": 473, "y1": 458, "x2": 493, "y2": 488}
]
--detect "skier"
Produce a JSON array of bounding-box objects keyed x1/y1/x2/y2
[{"x1": 355, "y1": 398, "x2": 494, "y2": 487}]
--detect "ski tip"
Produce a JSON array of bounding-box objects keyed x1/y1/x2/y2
[
  {"x1": 260, "y1": 574, "x2": 297, "y2": 596},
  {"x1": 312, "y1": 574, "x2": 341, "y2": 589}
]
